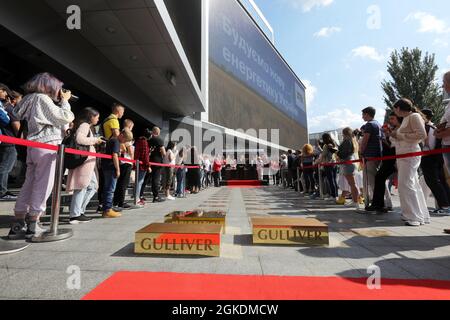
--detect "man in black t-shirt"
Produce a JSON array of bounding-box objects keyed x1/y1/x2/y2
[
  {"x1": 101, "y1": 129, "x2": 133, "y2": 218},
  {"x1": 149, "y1": 127, "x2": 166, "y2": 202}
]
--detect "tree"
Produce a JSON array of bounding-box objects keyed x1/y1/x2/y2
[{"x1": 382, "y1": 47, "x2": 444, "y2": 123}]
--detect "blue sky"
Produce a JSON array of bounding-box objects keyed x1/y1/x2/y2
[{"x1": 244, "y1": 0, "x2": 450, "y2": 133}]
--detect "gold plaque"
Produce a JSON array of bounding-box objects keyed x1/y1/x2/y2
[
  {"x1": 251, "y1": 216, "x2": 329, "y2": 246},
  {"x1": 135, "y1": 223, "x2": 222, "y2": 257}
]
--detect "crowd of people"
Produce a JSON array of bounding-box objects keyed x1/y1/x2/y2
[
  {"x1": 0, "y1": 73, "x2": 224, "y2": 239},
  {"x1": 1, "y1": 71, "x2": 450, "y2": 238},
  {"x1": 270, "y1": 71, "x2": 450, "y2": 229}
]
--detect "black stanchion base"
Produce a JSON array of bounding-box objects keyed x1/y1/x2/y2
[
  {"x1": 0, "y1": 239, "x2": 30, "y2": 255},
  {"x1": 31, "y1": 229, "x2": 73, "y2": 243}
]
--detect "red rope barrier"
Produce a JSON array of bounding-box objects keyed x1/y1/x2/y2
[
  {"x1": 3, "y1": 134, "x2": 450, "y2": 170},
  {"x1": 301, "y1": 147, "x2": 450, "y2": 170},
  {"x1": 0, "y1": 135, "x2": 200, "y2": 169}
]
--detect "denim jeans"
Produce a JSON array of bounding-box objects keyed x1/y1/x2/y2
[
  {"x1": 70, "y1": 174, "x2": 98, "y2": 218},
  {"x1": 102, "y1": 168, "x2": 118, "y2": 211},
  {"x1": 176, "y1": 168, "x2": 185, "y2": 195},
  {"x1": 135, "y1": 169, "x2": 147, "y2": 201},
  {"x1": 0, "y1": 146, "x2": 17, "y2": 196}
]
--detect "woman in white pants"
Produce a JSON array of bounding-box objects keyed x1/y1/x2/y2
[{"x1": 389, "y1": 98, "x2": 429, "y2": 226}]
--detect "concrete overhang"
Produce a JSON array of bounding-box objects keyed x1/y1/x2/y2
[{"x1": 0, "y1": 0, "x2": 205, "y2": 125}]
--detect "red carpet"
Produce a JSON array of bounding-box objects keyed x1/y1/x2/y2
[
  {"x1": 83, "y1": 272, "x2": 450, "y2": 300},
  {"x1": 225, "y1": 180, "x2": 263, "y2": 187}
]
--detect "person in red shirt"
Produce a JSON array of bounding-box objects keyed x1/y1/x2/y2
[
  {"x1": 212, "y1": 155, "x2": 223, "y2": 187},
  {"x1": 134, "y1": 128, "x2": 152, "y2": 205}
]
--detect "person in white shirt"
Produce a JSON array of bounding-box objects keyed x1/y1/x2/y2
[
  {"x1": 435, "y1": 71, "x2": 450, "y2": 165},
  {"x1": 420, "y1": 109, "x2": 450, "y2": 215},
  {"x1": 389, "y1": 99, "x2": 428, "y2": 226},
  {"x1": 256, "y1": 156, "x2": 264, "y2": 181},
  {"x1": 163, "y1": 141, "x2": 177, "y2": 200},
  {"x1": 434, "y1": 71, "x2": 450, "y2": 230},
  {"x1": 203, "y1": 155, "x2": 211, "y2": 188}
]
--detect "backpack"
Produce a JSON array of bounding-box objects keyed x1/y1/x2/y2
[{"x1": 62, "y1": 129, "x2": 91, "y2": 170}]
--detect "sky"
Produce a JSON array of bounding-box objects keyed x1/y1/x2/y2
[{"x1": 244, "y1": 0, "x2": 450, "y2": 133}]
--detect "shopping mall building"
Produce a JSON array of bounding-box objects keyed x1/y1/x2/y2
[{"x1": 0, "y1": 0, "x2": 308, "y2": 158}]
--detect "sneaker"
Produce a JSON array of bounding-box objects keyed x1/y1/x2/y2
[
  {"x1": 336, "y1": 197, "x2": 346, "y2": 205},
  {"x1": 346, "y1": 202, "x2": 363, "y2": 210},
  {"x1": 167, "y1": 195, "x2": 176, "y2": 201},
  {"x1": 25, "y1": 222, "x2": 48, "y2": 239},
  {"x1": 405, "y1": 221, "x2": 421, "y2": 227},
  {"x1": 5, "y1": 191, "x2": 17, "y2": 197},
  {"x1": 120, "y1": 203, "x2": 132, "y2": 210},
  {"x1": 0, "y1": 194, "x2": 17, "y2": 201},
  {"x1": 102, "y1": 209, "x2": 122, "y2": 218},
  {"x1": 137, "y1": 200, "x2": 145, "y2": 206},
  {"x1": 153, "y1": 197, "x2": 166, "y2": 203},
  {"x1": 358, "y1": 196, "x2": 365, "y2": 205},
  {"x1": 431, "y1": 208, "x2": 450, "y2": 216},
  {"x1": 112, "y1": 207, "x2": 123, "y2": 212},
  {"x1": 69, "y1": 215, "x2": 92, "y2": 225},
  {"x1": 8, "y1": 221, "x2": 27, "y2": 240},
  {"x1": 96, "y1": 205, "x2": 103, "y2": 213},
  {"x1": 309, "y1": 194, "x2": 319, "y2": 200}
]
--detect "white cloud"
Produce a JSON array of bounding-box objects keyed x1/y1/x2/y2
[
  {"x1": 301, "y1": 79, "x2": 317, "y2": 106},
  {"x1": 314, "y1": 26, "x2": 341, "y2": 38},
  {"x1": 309, "y1": 107, "x2": 387, "y2": 132},
  {"x1": 405, "y1": 12, "x2": 450, "y2": 34},
  {"x1": 288, "y1": 0, "x2": 334, "y2": 12},
  {"x1": 308, "y1": 108, "x2": 363, "y2": 132},
  {"x1": 351, "y1": 46, "x2": 384, "y2": 62}
]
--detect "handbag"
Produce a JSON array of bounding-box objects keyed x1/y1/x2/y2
[{"x1": 63, "y1": 128, "x2": 91, "y2": 170}]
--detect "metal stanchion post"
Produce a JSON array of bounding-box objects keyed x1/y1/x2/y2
[
  {"x1": 318, "y1": 165, "x2": 324, "y2": 199},
  {"x1": 363, "y1": 158, "x2": 370, "y2": 208},
  {"x1": 32, "y1": 144, "x2": 73, "y2": 243},
  {"x1": 134, "y1": 160, "x2": 140, "y2": 206},
  {"x1": 296, "y1": 168, "x2": 300, "y2": 193}
]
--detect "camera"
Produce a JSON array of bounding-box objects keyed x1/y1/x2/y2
[{"x1": 61, "y1": 88, "x2": 79, "y2": 102}]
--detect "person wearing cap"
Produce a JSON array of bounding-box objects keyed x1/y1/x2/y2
[{"x1": 420, "y1": 108, "x2": 450, "y2": 216}]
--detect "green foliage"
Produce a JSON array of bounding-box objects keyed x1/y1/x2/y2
[{"x1": 382, "y1": 47, "x2": 444, "y2": 123}]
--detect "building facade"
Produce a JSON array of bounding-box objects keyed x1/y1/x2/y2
[{"x1": 0, "y1": 0, "x2": 308, "y2": 157}]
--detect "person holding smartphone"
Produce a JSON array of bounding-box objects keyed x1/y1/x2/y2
[
  {"x1": 101, "y1": 128, "x2": 133, "y2": 218},
  {"x1": 66, "y1": 107, "x2": 105, "y2": 224}
]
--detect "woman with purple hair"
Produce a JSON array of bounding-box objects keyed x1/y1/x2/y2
[{"x1": 8, "y1": 73, "x2": 75, "y2": 239}]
